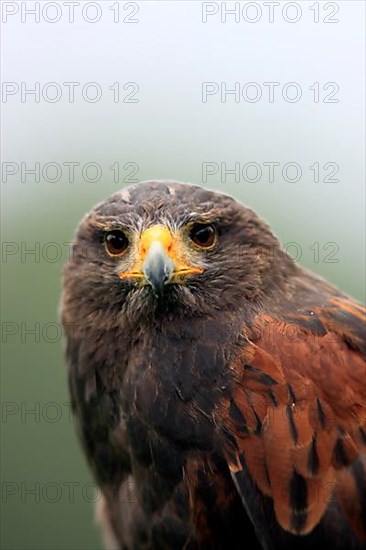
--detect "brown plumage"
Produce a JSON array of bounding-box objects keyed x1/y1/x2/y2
[{"x1": 61, "y1": 181, "x2": 366, "y2": 549}]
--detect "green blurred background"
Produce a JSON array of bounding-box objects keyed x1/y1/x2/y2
[{"x1": 1, "y1": 1, "x2": 365, "y2": 549}]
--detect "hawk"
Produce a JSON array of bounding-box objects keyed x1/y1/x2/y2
[{"x1": 61, "y1": 181, "x2": 366, "y2": 549}]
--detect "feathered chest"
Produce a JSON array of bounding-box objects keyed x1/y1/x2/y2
[{"x1": 121, "y1": 318, "x2": 240, "y2": 451}]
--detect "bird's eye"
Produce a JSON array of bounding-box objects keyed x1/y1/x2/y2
[
  {"x1": 189, "y1": 223, "x2": 217, "y2": 248},
  {"x1": 105, "y1": 230, "x2": 129, "y2": 256}
]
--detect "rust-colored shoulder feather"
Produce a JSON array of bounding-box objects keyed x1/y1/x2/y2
[{"x1": 220, "y1": 281, "x2": 366, "y2": 544}]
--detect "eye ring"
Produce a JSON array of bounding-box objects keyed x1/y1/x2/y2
[
  {"x1": 189, "y1": 223, "x2": 217, "y2": 249},
  {"x1": 104, "y1": 230, "x2": 129, "y2": 257}
]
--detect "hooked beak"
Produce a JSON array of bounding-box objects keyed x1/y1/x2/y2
[
  {"x1": 142, "y1": 241, "x2": 175, "y2": 296},
  {"x1": 118, "y1": 225, "x2": 203, "y2": 295}
]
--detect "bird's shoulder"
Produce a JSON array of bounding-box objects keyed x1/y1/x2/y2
[{"x1": 219, "y1": 270, "x2": 366, "y2": 544}]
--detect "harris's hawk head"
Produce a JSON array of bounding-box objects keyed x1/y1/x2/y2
[{"x1": 65, "y1": 180, "x2": 294, "y2": 323}]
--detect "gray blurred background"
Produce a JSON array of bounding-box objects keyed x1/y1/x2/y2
[{"x1": 1, "y1": 1, "x2": 365, "y2": 548}]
